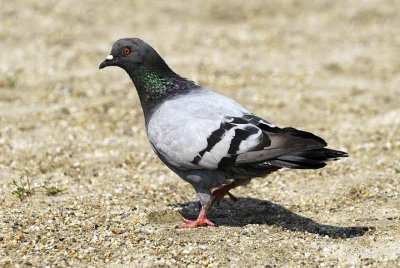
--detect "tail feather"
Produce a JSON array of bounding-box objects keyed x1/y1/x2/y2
[{"x1": 265, "y1": 148, "x2": 348, "y2": 169}]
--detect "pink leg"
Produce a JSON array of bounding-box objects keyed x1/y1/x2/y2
[
  {"x1": 179, "y1": 181, "x2": 245, "y2": 228},
  {"x1": 211, "y1": 181, "x2": 242, "y2": 206}
]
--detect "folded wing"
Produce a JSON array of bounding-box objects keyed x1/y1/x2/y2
[{"x1": 148, "y1": 89, "x2": 346, "y2": 171}]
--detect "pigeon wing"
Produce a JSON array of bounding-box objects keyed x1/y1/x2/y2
[{"x1": 147, "y1": 89, "x2": 327, "y2": 170}]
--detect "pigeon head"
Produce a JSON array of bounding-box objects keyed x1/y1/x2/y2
[
  {"x1": 99, "y1": 38, "x2": 195, "y2": 111},
  {"x1": 99, "y1": 38, "x2": 160, "y2": 70}
]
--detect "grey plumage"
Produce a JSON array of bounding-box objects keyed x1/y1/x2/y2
[{"x1": 100, "y1": 38, "x2": 348, "y2": 228}]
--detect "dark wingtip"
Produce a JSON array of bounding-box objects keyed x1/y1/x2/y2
[
  {"x1": 333, "y1": 150, "x2": 349, "y2": 158},
  {"x1": 319, "y1": 148, "x2": 349, "y2": 159}
]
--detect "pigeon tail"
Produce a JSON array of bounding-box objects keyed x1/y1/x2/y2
[{"x1": 266, "y1": 148, "x2": 348, "y2": 169}]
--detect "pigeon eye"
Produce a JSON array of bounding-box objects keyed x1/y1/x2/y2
[{"x1": 122, "y1": 47, "x2": 131, "y2": 56}]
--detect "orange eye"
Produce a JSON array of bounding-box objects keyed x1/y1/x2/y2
[{"x1": 122, "y1": 47, "x2": 131, "y2": 55}]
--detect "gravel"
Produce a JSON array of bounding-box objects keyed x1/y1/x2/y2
[{"x1": 0, "y1": 0, "x2": 399, "y2": 267}]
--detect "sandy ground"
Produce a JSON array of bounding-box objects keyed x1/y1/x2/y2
[{"x1": 0, "y1": 0, "x2": 399, "y2": 267}]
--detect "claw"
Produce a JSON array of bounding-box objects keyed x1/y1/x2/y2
[
  {"x1": 178, "y1": 218, "x2": 215, "y2": 228},
  {"x1": 227, "y1": 192, "x2": 237, "y2": 202}
]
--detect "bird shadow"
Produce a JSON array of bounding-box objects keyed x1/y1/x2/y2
[{"x1": 172, "y1": 198, "x2": 374, "y2": 238}]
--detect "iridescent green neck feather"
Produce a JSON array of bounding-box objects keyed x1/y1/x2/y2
[
  {"x1": 138, "y1": 66, "x2": 171, "y2": 100},
  {"x1": 127, "y1": 63, "x2": 196, "y2": 114},
  {"x1": 129, "y1": 64, "x2": 173, "y2": 105}
]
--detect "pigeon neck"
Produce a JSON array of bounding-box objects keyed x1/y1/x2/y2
[
  {"x1": 129, "y1": 64, "x2": 173, "y2": 104},
  {"x1": 128, "y1": 63, "x2": 196, "y2": 110}
]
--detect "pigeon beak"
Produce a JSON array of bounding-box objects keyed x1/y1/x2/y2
[{"x1": 99, "y1": 55, "x2": 115, "y2": 69}]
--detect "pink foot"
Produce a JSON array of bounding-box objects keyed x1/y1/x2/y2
[
  {"x1": 178, "y1": 217, "x2": 215, "y2": 228},
  {"x1": 178, "y1": 208, "x2": 215, "y2": 228}
]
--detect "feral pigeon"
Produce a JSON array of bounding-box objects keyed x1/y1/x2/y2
[{"x1": 99, "y1": 38, "x2": 348, "y2": 228}]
